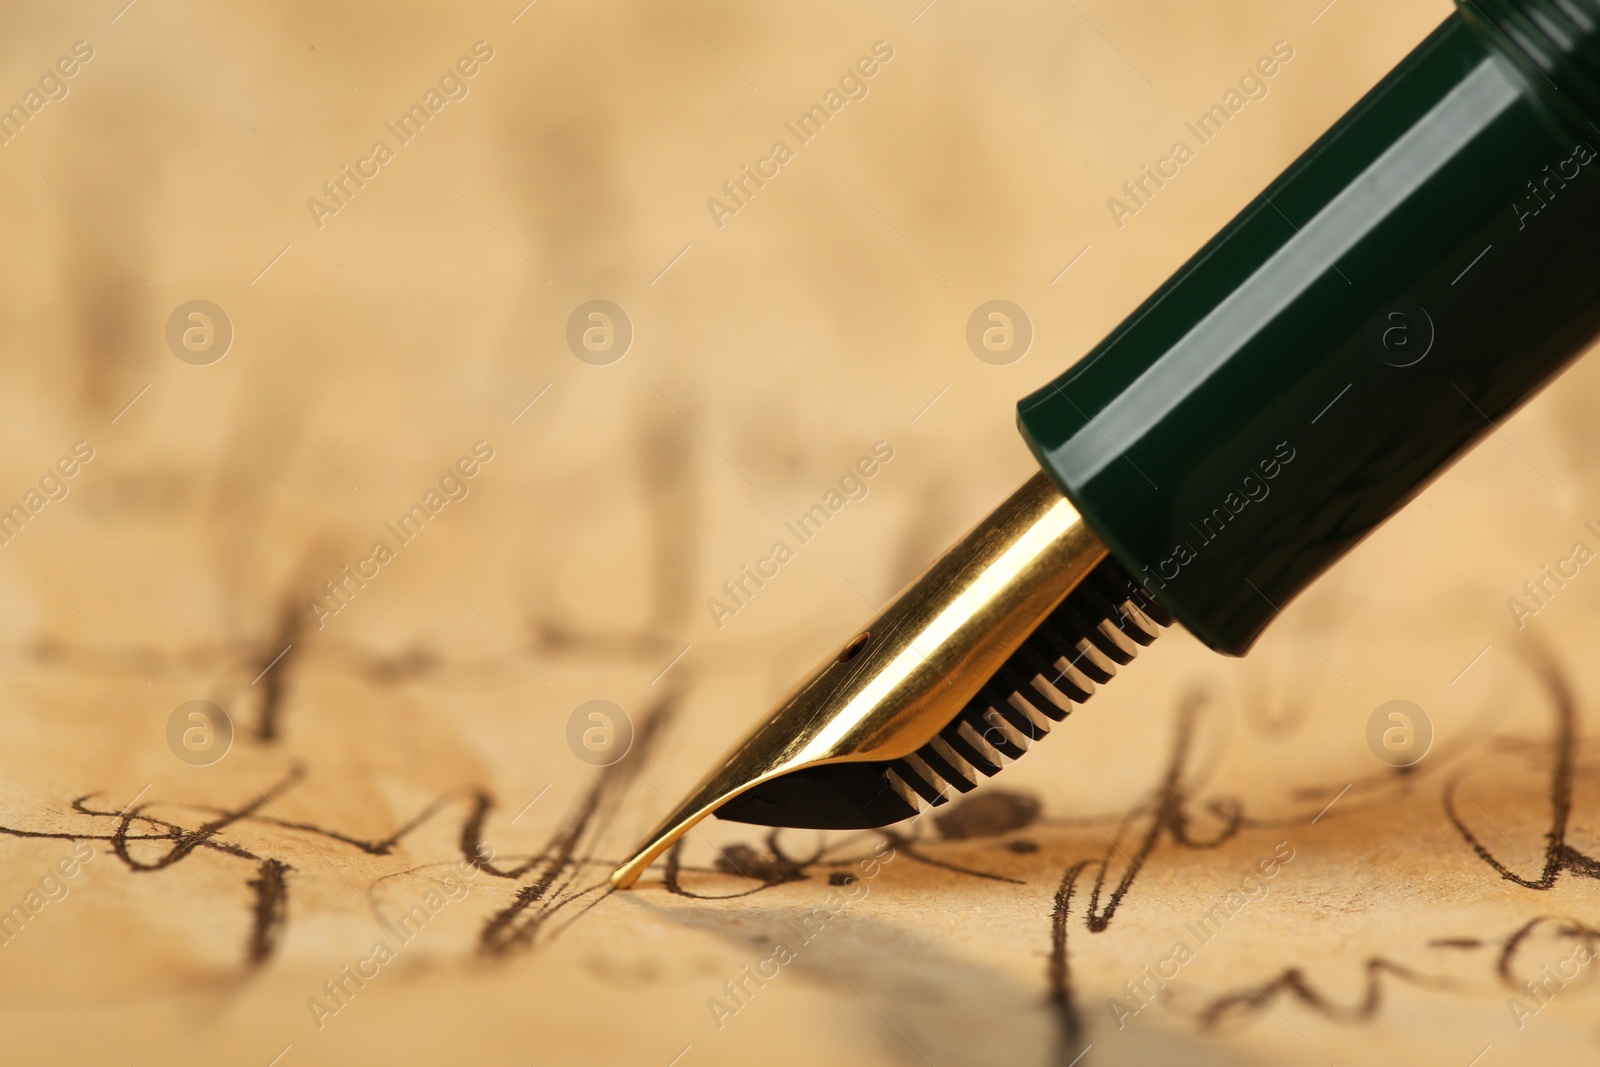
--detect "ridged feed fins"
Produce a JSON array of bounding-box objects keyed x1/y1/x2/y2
[{"x1": 882, "y1": 558, "x2": 1171, "y2": 814}]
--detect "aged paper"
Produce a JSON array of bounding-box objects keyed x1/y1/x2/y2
[{"x1": 3, "y1": 1, "x2": 1599, "y2": 1064}]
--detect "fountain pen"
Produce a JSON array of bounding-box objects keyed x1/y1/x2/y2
[{"x1": 613, "y1": 0, "x2": 1600, "y2": 888}]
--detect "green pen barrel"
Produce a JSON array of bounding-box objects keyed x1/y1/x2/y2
[{"x1": 1017, "y1": 2, "x2": 1600, "y2": 655}]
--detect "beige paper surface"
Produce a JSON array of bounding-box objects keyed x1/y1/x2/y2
[{"x1": 3, "y1": 1, "x2": 1598, "y2": 1064}]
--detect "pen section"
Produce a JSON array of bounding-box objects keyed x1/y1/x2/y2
[{"x1": 1017, "y1": 7, "x2": 1600, "y2": 655}]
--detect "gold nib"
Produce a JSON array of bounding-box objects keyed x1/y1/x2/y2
[{"x1": 609, "y1": 472, "x2": 1107, "y2": 889}]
